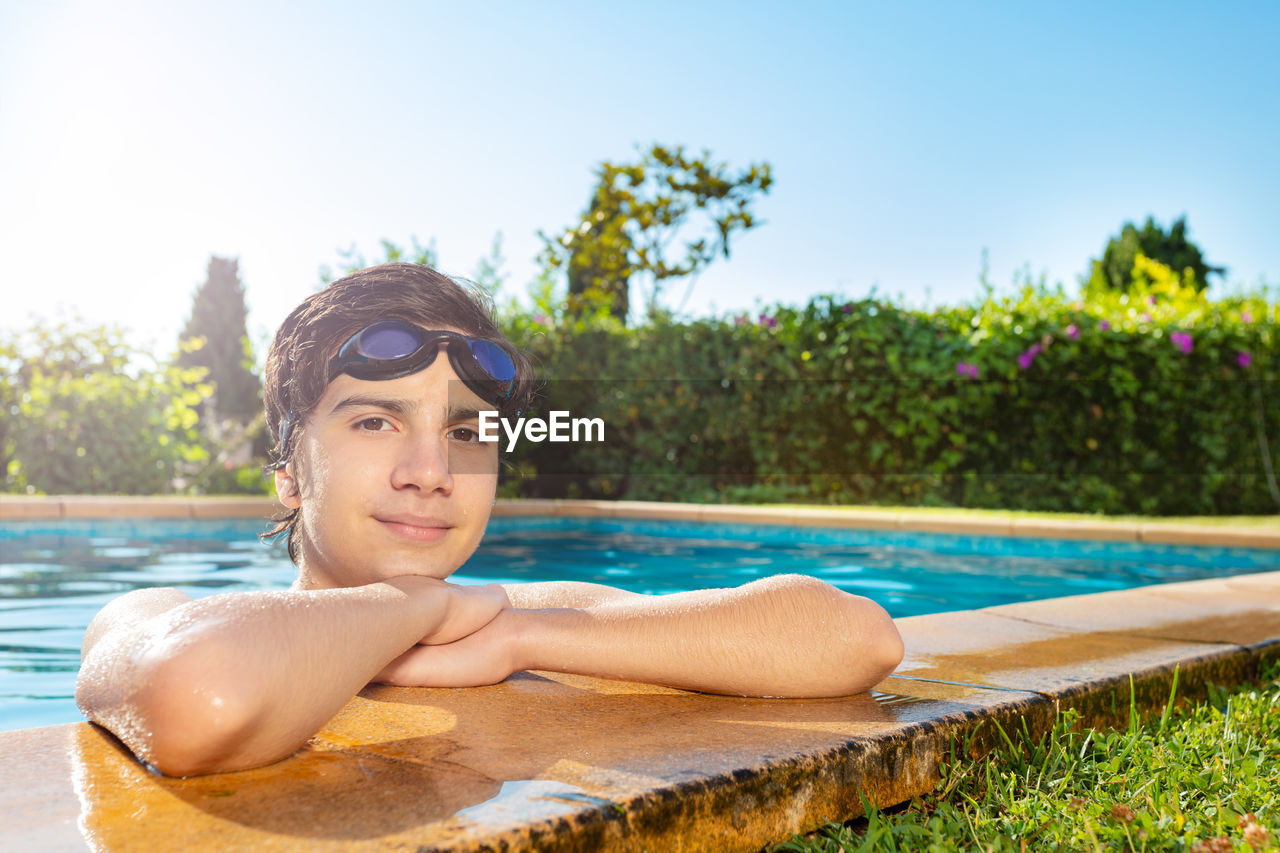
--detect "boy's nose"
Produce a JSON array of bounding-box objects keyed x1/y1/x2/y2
[{"x1": 390, "y1": 434, "x2": 453, "y2": 494}]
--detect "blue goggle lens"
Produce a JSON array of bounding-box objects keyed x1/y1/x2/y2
[
  {"x1": 358, "y1": 325, "x2": 422, "y2": 360},
  {"x1": 467, "y1": 338, "x2": 517, "y2": 384}
]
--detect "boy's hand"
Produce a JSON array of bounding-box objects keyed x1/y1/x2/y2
[
  {"x1": 374, "y1": 609, "x2": 518, "y2": 688},
  {"x1": 414, "y1": 579, "x2": 510, "y2": 645}
]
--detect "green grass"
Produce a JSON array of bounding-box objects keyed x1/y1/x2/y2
[{"x1": 774, "y1": 663, "x2": 1280, "y2": 852}]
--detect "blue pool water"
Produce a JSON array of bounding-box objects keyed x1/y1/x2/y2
[{"x1": 2, "y1": 516, "x2": 1277, "y2": 732}]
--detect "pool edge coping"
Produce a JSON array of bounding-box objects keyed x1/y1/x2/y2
[
  {"x1": 4, "y1": 495, "x2": 1279, "y2": 549},
  {"x1": 2, "y1": 570, "x2": 1277, "y2": 851}
]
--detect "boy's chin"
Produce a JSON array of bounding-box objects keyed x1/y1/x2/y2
[{"x1": 296, "y1": 561, "x2": 459, "y2": 590}]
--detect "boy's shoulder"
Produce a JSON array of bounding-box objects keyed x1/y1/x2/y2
[{"x1": 82, "y1": 587, "x2": 194, "y2": 657}]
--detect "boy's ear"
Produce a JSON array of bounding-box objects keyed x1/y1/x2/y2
[{"x1": 275, "y1": 465, "x2": 301, "y2": 509}]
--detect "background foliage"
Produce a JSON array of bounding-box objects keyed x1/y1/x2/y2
[
  {"x1": 1088, "y1": 214, "x2": 1226, "y2": 294},
  {"x1": 177, "y1": 256, "x2": 261, "y2": 423},
  {"x1": 500, "y1": 255, "x2": 1278, "y2": 515},
  {"x1": 3, "y1": 255, "x2": 1275, "y2": 515},
  {"x1": 539, "y1": 144, "x2": 773, "y2": 324},
  {"x1": 1, "y1": 323, "x2": 214, "y2": 495}
]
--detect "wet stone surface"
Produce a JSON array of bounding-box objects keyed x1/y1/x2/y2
[{"x1": 0, "y1": 571, "x2": 1276, "y2": 851}]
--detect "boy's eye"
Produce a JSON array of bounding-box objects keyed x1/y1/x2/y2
[
  {"x1": 357, "y1": 417, "x2": 394, "y2": 432},
  {"x1": 448, "y1": 426, "x2": 480, "y2": 443}
]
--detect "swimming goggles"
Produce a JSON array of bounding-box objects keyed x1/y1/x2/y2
[
  {"x1": 273, "y1": 321, "x2": 519, "y2": 463},
  {"x1": 327, "y1": 319, "x2": 518, "y2": 403}
]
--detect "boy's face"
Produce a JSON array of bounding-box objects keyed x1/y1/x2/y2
[{"x1": 277, "y1": 341, "x2": 500, "y2": 590}]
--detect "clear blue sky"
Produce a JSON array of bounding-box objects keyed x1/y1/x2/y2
[{"x1": 2, "y1": 0, "x2": 1277, "y2": 354}]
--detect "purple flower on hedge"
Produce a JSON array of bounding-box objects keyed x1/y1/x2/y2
[
  {"x1": 1169, "y1": 331, "x2": 1193, "y2": 354},
  {"x1": 1065, "y1": 324, "x2": 1080, "y2": 340},
  {"x1": 956, "y1": 361, "x2": 979, "y2": 378},
  {"x1": 1149, "y1": 295, "x2": 1158, "y2": 305},
  {"x1": 533, "y1": 313, "x2": 549, "y2": 326},
  {"x1": 1141, "y1": 312, "x2": 1153, "y2": 323},
  {"x1": 759, "y1": 313, "x2": 777, "y2": 329},
  {"x1": 843, "y1": 303, "x2": 854, "y2": 314},
  {"x1": 734, "y1": 313, "x2": 749, "y2": 327},
  {"x1": 1238, "y1": 351, "x2": 1253, "y2": 368},
  {"x1": 1242, "y1": 310, "x2": 1253, "y2": 324},
  {"x1": 1017, "y1": 344, "x2": 1041, "y2": 370},
  {"x1": 1099, "y1": 320, "x2": 1111, "y2": 331}
]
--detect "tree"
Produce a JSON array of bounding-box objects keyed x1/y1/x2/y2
[
  {"x1": 2, "y1": 321, "x2": 210, "y2": 495},
  {"x1": 540, "y1": 144, "x2": 773, "y2": 324},
  {"x1": 319, "y1": 236, "x2": 439, "y2": 286},
  {"x1": 1088, "y1": 215, "x2": 1225, "y2": 293},
  {"x1": 470, "y1": 232, "x2": 507, "y2": 297},
  {"x1": 319, "y1": 234, "x2": 506, "y2": 297},
  {"x1": 177, "y1": 257, "x2": 261, "y2": 423}
]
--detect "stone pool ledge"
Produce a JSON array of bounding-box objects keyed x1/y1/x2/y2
[
  {"x1": 4, "y1": 496, "x2": 1278, "y2": 548},
  {"x1": 0, "y1": 495, "x2": 284, "y2": 520},
  {"x1": 3, "y1": 571, "x2": 1278, "y2": 851}
]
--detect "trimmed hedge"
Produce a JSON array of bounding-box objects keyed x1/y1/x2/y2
[{"x1": 502, "y1": 256, "x2": 1277, "y2": 515}]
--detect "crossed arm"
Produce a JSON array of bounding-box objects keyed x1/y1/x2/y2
[{"x1": 76, "y1": 575, "x2": 903, "y2": 776}]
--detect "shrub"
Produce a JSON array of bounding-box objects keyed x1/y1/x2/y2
[
  {"x1": 499, "y1": 256, "x2": 1277, "y2": 515},
  {"x1": 1, "y1": 322, "x2": 211, "y2": 495}
]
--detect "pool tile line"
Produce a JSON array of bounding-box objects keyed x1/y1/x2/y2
[{"x1": 4, "y1": 495, "x2": 1277, "y2": 548}]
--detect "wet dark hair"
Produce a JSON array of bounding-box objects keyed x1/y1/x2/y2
[{"x1": 260, "y1": 263, "x2": 533, "y2": 563}]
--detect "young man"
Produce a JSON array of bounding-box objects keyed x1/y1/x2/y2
[{"x1": 76, "y1": 264, "x2": 904, "y2": 777}]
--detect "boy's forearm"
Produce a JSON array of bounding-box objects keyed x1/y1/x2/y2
[
  {"x1": 76, "y1": 576, "x2": 455, "y2": 776},
  {"x1": 504, "y1": 580, "x2": 649, "y2": 609},
  {"x1": 506, "y1": 574, "x2": 903, "y2": 698}
]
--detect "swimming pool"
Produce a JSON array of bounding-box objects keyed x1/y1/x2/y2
[{"x1": 2, "y1": 516, "x2": 1277, "y2": 732}]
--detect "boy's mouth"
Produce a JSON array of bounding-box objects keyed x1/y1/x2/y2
[{"x1": 375, "y1": 514, "x2": 453, "y2": 542}]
